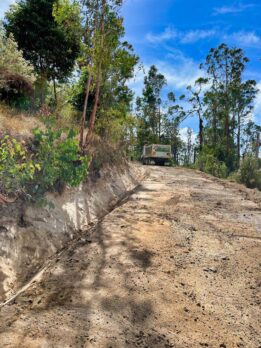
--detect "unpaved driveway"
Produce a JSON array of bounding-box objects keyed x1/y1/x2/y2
[{"x1": 0, "y1": 167, "x2": 260, "y2": 348}]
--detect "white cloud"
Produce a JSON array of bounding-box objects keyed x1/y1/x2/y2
[
  {"x1": 146, "y1": 27, "x2": 216, "y2": 44},
  {"x1": 128, "y1": 49, "x2": 203, "y2": 98},
  {"x1": 158, "y1": 49, "x2": 203, "y2": 90},
  {"x1": 146, "y1": 28, "x2": 177, "y2": 43},
  {"x1": 179, "y1": 127, "x2": 197, "y2": 144},
  {"x1": 180, "y1": 29, "x2": 217, "y2": 44},
  {"x1": 213, "y1": 3, "x2": 255, "y2": 15},
  {"x1": 223, "y1": 31, "x2": 261, "y2": 47},
  {"x1": 146, "y1": 26, "x2": 261, "y2": 48}
]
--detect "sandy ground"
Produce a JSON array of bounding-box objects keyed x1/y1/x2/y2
[{"x1": 0, "y1": 166, "x2": 260, "y2": 348}]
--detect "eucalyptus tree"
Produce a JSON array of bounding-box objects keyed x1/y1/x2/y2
[
  {"x1": 232, "y1": 80, "x2": 257, "y2": 165},
  {"x1": 136, "y1": 65, "x2": 167, "y2": 145},
  {"x1": 78, "y1": 0, "x2": 138, "y2": 149},
  {"x1": 186, "y1": 77, "x2": 208, "y2": 152},
  {"x1": 242, "y1": 121, "x2": 261, "y2": 159},
  {"x1": 201, "y1": 44, "x2": 252, "y2": 170}
]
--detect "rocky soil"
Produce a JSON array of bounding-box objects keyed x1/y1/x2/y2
[{"x1": 0, "y1": 166, "x2": 260, "y2": 348}]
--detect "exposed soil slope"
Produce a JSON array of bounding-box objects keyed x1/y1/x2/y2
[
  {"x1": 0, "y1": 167, "x2": 260, "y2": 348},
  {"x1": 0, "y1": 163, "x2": 143, "y2": 303}
]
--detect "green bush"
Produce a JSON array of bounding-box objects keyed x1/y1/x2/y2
[
  {"x1": 0, "y1": 29, "x2": 35, "y2": 106},
  {"x1": 0, "y1": 135, "x2": 39, "y2": 195},
  {"x1": 196, "y1": 152, "x2": 228, "y2": 178},
  {"x1": 0, "y1": 125, "x2": 89, "y2": 203},
  {"x1": 32, "y1": 126, "x2": 89, "y2": 196},
  {"x1": 238, "y1": 156, "x2": 261, "y2": 190}
]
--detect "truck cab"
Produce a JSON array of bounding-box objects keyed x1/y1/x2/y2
[{"x1": 142, "y1": 144, "x2": 172, "y2": 166}]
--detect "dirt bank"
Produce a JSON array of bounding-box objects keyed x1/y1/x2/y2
[
  {"x1": 0, "y1": 163, "x2": 144, "y2": 303},
  {"x1": 0, "y1": 166, "x2": 260, "y2": 348}
]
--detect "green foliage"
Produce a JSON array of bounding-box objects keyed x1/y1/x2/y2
[
  {"x1": 70, "y1": 69, "x2": 95, "y2": 115},
  {"x1": 4, "y1": 0, "x2": 81, "y2": 82},
  {"x1": 0, "y1": 125, "x2": 89, "y2": 202},
  {"x1": 0, "y1": 135, "x2": 39, "y2": 195},
  {"x1": 0, "y1": 27, "x2": 35, "y2": 105},
  {"x1": 136, "y1": 65, "x2": 188, "y2": 164},
  {"x1": 32, "y1": 125, "x2": 89, "y2": 195},
  {"x1": 201, "y1": 43, "x2": 257, "y2": 171},
  {"x1": 76, "y1": 0, "x2": 138, "y2": 138},
  {"x1": 237, "y1": 156, "x2": 261, "y2": 190},
  {"x1": 242, "y1": 121, "x2": 261, "y2": 156},
  {"x1": 196, "y1": 151, "x2": 228, "y2": 178},
  {"x1": 136, "y1": 65, "x2": 167, "y2": 147}
]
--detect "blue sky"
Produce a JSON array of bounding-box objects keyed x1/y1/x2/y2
[
  {"x1": 1, "y1": 0, "x2": 261, "y2": 133},
  {"x1": 121, "y1": 0, "x2": 261, "y2": 131}
]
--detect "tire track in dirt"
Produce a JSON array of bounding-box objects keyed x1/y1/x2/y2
[{"x1": 0, "y1": 167, "x2": 260, "y2": 348}]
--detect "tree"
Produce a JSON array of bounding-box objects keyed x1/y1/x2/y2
[
  {"x1": 243, "y1": 121, "x2": 261, "y2": 158},
  {"x1": 163, "y1": 92, "x2": 185, "y2": 164},
  {"x1": 78, "y1": 0, "x2": 138, "y2": 149},
  {"x1": 184, "y1": 128, "x2": 193, "y2": 166},
  {"x1": 186, "y1": 77, "x2": 208, "y2": 152},
  {"x1": 0, "y1": 27, "x2": 35, "y2": 105},
  {"x1": 232, "y1": 80, "x2": 257, "y2": 165},
  {"x1": 136, "y1": 65, "x2": 166, "y2": 146},
  {"x1": 201, "y1": 44, "x2": 253, "y2": 170},
  {"x1": 4, "y1": 0, "x2": 81, "y2": 102},
  {"x1": 83, "y1": 0, "x2": 106, "y2": 147}
]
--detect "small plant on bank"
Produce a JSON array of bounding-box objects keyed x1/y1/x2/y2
[
  {"x1": 0, "y1": 135, "x2": 39, "y2": 196},
  {"x1": 0, "y1": 124, "x2": 90, "y2": 204},
  {"x1": 237, "y1": 156, "x2": 261, "y2": 190},
  {"x1": 196, "y1": 152, "x2": 228, "y2": 178},
  {"x1": 32, "y1": 125, "x2": 89, "y2": 196}
]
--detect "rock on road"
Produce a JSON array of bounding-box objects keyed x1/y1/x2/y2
[{"x1": 0, "y1": 166, "x2": 261, "y2": 348}]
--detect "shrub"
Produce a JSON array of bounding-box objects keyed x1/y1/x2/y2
[
  {"x1": 196, "y1": 152, "x2": 228, "y2": 178},
  {"x1": 0, "y1": 125, "x2": 90, "y2": 203},
  {"x1": 31, "y1": 126, "x2": 89, "y2": 197},
  {"x1": 0, "y1": 135, "x2": 39, "y2": 196},
  {"x1": 0, "y1": 29, "x2": 35, "y2": 106},
  {"x1": 238, "y1": 156, "x2": 261, "y2": 190}
]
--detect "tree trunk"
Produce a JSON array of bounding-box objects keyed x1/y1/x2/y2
[
  {"x1": 237, "y1": 112, "x2": 241, "y2": 168},
  {"x1": 213, "y1": 106, "x2": 217, "y2": 146},
  {"x1": 53, "y1": 78, "x2": 57, "y2": 105},
  {"x1": 256, "y1": 131, "x2": 260, "y2": 160},
  {"x1": 225, "y1": 55, "x2": 230, "y2": 157},
  {"x1": 193, "y1": 148, "x2": 197, "y2": 164},
  {"x1": 225, "y1": 113, "x2": 230, "y2": 156},
  {"x1": 80, "y1": 74, "x2": 92, "y2": 149},
  {"x1": 158, "y1": 108, "x2": 161, "y2": 142},
  {"x1": 199, "y1": 115, "x2": 203, "y2": 151},
  {"x1": 84, "y1": 0, "x2": 106, "y2": 148},
  {"x1": 84, "y1": 66, "x2": 101, "y2": 146}
]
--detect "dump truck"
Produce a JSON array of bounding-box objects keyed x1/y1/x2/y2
[{"x1": 141, "y1": 144, "x2": 172, "y2": 166}]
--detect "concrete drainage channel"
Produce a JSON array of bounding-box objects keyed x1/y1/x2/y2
[{"x1": 0, "y1": 163, "x2": 146, "y2": 307}]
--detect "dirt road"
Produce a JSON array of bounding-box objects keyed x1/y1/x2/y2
[{"x1": 0, "y1": 167, "x2": 260, "y2": 348}]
